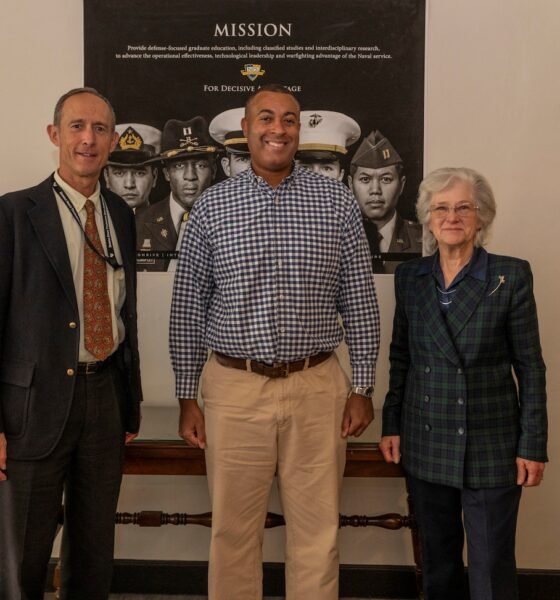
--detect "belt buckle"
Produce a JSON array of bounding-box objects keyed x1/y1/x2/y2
[
  {"x1": 84, "y1": 361, "x2": 98, "y2": 375},
  {"x1": 273, "y1": 361, "x2": 290, "y2": 378}
]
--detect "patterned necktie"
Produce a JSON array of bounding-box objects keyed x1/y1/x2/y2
[
  {"x1": 367, "y1": 221, "x2": 385, "y2": 273},
  {"x1": 83, "y1": 199, "x2": 113, "y2": 360}
]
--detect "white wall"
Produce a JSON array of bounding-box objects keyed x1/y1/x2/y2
[{"x1": 1, "y1": 0, "x2": 558, "y2": 568}]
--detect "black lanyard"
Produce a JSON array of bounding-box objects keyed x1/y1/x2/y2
[{"x1": 53, "y1": 180, "x2": 122, "y2": 270}]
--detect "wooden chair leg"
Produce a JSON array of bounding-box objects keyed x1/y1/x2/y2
[
  {"x1": 53, "y1": 505, "x2": 64, "y2": 599},
  {"x1": 405, "y1": 479, "x2": 424, "y2": 599},
  {"x1": 53, "y1": 560, "x2": 62, "y2": 599}
]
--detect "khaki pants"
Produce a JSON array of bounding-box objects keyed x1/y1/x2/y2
[{"x1": 201, "y1": 352, "x2": 350, "y2": 600}]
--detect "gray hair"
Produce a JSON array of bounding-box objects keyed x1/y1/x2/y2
[
  {"x1": 416, "y1": 167, "x2": 497, "y2": 254},
  {"x1": 53, "y1": 87, "x2": 116, "y2": 130}
]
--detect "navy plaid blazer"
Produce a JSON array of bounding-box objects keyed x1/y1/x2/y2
[{"x1": 382, "y1": 250, "x2": 547, "y2": 489}]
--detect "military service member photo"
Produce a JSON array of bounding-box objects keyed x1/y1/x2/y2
[
  {"x1": 349, "y1": 130, "x2": 422, "y2": 273},
  {"x1": 136, "y1": 116, "x2": 217, "y2": 271},
  {"x1": 104, "y1": 123, "x2": 162, "y2": 216},
  {"x1": 296, "y1": 110, "x2": 361, "y2": 181},
  {"x1": 209, "y1": 107, "x2": 251, "y2": 178}
]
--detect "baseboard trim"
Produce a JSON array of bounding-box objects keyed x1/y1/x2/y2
[{"x1": 47, "y1": 560, "x2": 560, "y2": 599}]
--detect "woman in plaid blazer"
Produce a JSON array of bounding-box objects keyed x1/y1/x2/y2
[{"x1": 380, "y1": 167, "x2": 547, "y2": 600}]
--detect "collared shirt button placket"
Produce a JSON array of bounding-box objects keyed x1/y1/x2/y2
[
  {"x1": 272, "y1": 191, "x2": 282, "y2": 349},
  {"x1": 273, "y1": 189, "x2": 290, "y2": 350}
]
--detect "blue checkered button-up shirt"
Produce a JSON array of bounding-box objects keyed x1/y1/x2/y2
[{"x1": 169, "y1": 165, "x2": 380, "y2": 399}]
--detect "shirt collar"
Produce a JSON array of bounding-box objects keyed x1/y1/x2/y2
[
  {"x1": 428, "y1": 246, "x2": 488, "y2": 289},
  {"x1": 54, "y1": 171, "x2": 101, "y2": 213},
  {"x1": 417, "y1": 246, "x2": 488, "y2": 279},
  {"x1": 169, "y1": 192, "x2": 188, "y2": 231},
  {"x1": 377, "y1": 212, "x2": 397, "y2": 249},
  {"x1": 247, "y1": 162, "x2": 299, "y2": 191}
]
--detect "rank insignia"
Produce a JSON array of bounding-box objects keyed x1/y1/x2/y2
[{"x1": 118, "y1": 126, "x2": 143, "y2": 151}]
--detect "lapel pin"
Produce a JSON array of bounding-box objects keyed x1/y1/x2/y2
[{"x1": 488, "y1": 275, "x2": 506, "y2": 296}]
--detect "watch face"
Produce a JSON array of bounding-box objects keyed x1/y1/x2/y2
[{"x1": 353, "y1": 386, "x2": 373, "y2": 397}]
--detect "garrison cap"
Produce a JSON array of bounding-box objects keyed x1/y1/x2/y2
[
  {"x1": 297, "y1": 110, "x2": 361, "y2": 161},
  {"x1": 350, "y1": 130, "x2": 402, "y2": 169},
  {"x1": 160, "y1": 116, "x2": 217, "y2": 162},
  {"x1": 209, "y1": 108, "x2": 249, "y2": 155},
  {"x1": 108, "y1": 123, "x2": 162, "y2": 166}
]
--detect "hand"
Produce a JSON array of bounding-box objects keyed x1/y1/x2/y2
[
  {"x1": 0, "y1": 433, "x2": 7, "y2": 481},
  {"x1": 125, "y1": 431, "x2": 139, "y2": 444},
  {"x1": 380, "y1": 435, "x2": 401, "y2": 464},
  {"x1": 179, "y1": 398, "x2": 206, "y2": 449},
  {"x1": 516, "y1": 457, "x2": 545, "y2": 487},
  {"x1": 125, "y1": 408, "x2": 142, "y2": 444},
  {"x1": 341, "y1": 393, "x2": 374, "y2": 438}
]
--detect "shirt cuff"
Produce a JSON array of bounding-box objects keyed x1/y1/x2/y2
[
  {"x1": 175, "y1": 373, "x2": 199, "y2": 400},
  {"x1": 351, "y1": 363, "x2": 376, "y2": 389}
]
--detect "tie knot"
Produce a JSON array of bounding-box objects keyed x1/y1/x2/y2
[{"x1": 85, "y1": 198, "x2": 95, "y2": 216}]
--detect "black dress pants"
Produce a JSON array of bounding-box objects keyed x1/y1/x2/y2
[
  {"x1": 407, "y1": 473, "x2": 522, "y2": 600},
  {"x1": 0, "y1": 364, "x2": 125, "y2": 600}
]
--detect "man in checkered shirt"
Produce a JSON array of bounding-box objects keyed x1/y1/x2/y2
[{"x1": 169, "y1": 84, "x2": 380, "y2": 600}]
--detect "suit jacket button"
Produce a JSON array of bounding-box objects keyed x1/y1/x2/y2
[
  {"x1": 457, "y1": 427, "x2": 465, "y2": 435},
  {"x1": 69, "y1": 322, "x2": 77, "y2": 329},
  {"x1": 424, "y1": 395, "x2": 430, "y2": 403},
  {"x1": 424, "y1": 366, "x2": 431, "y2": 374},
  {"x1": 457, "y1": 397, "x2": 464, "y2": 405},
  {"x1": 67, "y1": 368, "x2": 75, "y2": 376},
  {"x1": 457, "y1": 368, "x2": 463, "y2": 374},
  {"x1": 424, "y1": 424, "x2": 431, "y2": 432}
]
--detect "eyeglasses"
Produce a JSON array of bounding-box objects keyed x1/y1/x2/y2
[{"x1": 429, "y1": 203, "x2": 479, "y2": 219}]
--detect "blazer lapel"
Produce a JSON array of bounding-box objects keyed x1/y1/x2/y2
[
  {"x1": 388, "y1": 215, "x2": 410, "y2": 252},
  {"x1": 105, "y1": 194, "x2": 134, "y2": 271},
  {"x1": 144, "y1": 218, "x2": 178, "y2": 251},
  {"x1": 104, "y1": 193, "x2": 137, "y2": 314},
  {"x1": 445, "y1": 276, "x2": 488, "y2": 338},
  {"x1": 27, "y1": 178, "x2": 78, "y2": 312},
  {"x1": 416, "y1": 271, "x2": 462, "y2": 366}
]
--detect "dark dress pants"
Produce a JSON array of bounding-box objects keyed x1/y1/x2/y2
[
  {"x1": 0, "y1": 363, "x2": 125, "y2": 600},
  {"x1": 406, "y1": 473, "x2": 522, "y2": 600}
]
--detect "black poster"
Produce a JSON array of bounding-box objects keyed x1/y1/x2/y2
[{"x1": 85, "y1": 0, "x2": 425, "y2": 273}]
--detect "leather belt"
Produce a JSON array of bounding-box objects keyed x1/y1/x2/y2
[
  {"x1": 77, "y1": 354, "x2": 115, "y2": 375},
  {"x1": 214, "y1": 351, "x2": 333, "y2": 379}
]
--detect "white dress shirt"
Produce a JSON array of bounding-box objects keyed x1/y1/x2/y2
[{"x1": 54, "y1": 171, "x2": 126, "y2": 361}]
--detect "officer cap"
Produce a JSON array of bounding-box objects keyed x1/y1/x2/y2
[
  {"x1": 108, "y1": 123, "x2": 162, "y2": 166},
  {"x1": 160, "y1": 116, "x2": 217, "y2": 162},
  {"x1": 209, "y1": 108, "x2": 249, "y2": 155},
  {"x1": 297, "y1": 110, "x2": 361, "y2": 162},
  {"x1": 350, "y1": 130, "x2": 402, "y2": 169}
]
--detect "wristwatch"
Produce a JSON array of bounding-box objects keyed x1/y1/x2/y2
[{"x1": 349, "y1": 386, "x2": 374, "y2": 398}]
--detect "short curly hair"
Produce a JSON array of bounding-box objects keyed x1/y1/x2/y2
[{"x1": 416, "y1": 167, "x2": 497, "y2": 254}]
